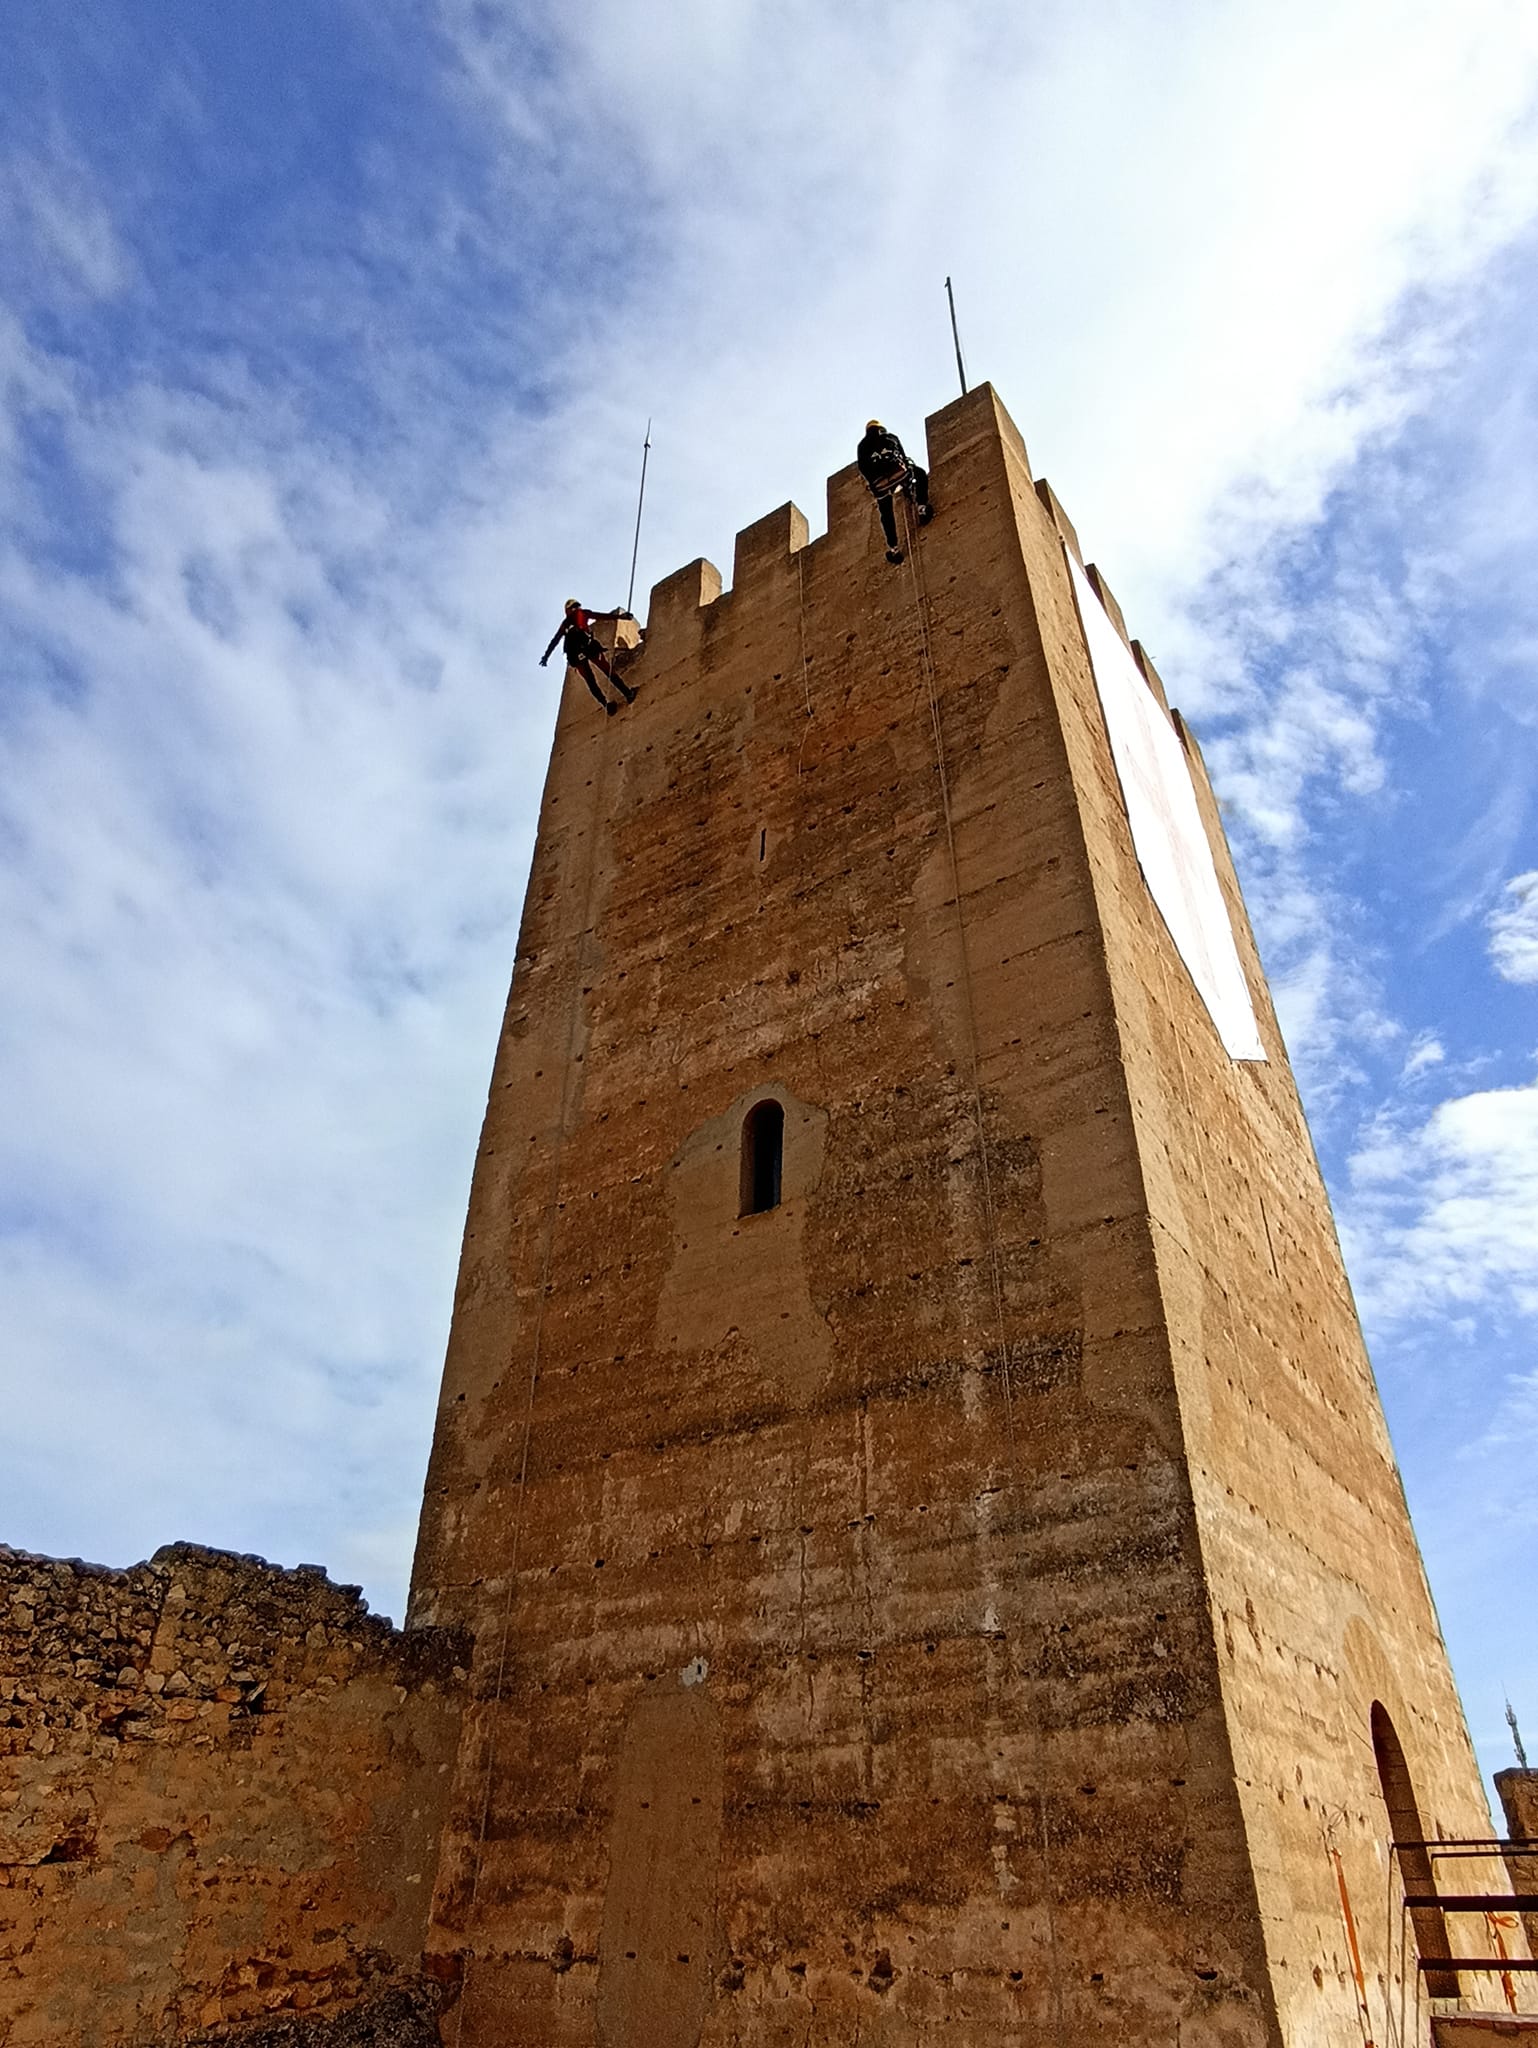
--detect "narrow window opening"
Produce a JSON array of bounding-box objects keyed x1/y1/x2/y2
[
  {"x1": 740, "y1": 1100, "x2": 784, "y2": 1215},
  {"x1": 1372, "y1": 1702, "x2": 1457, "y2": 1998},
  {"x1": 759, "y1": 828, "x2": 767, "y2": 862}
]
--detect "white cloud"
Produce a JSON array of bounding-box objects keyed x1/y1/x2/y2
[
  {"x1": 0, "y1": 143, "x2": 131, "y2": 301},
  {"x1": 1490, "y1": 871, "x2": 1538, "y2": 983},
  {"x1": 1243, "y1": 873, "x2": 1401, "y2": 1108},
  {"x1": 1402, "y1": 1033, "x2": 1447, "y2": 1079},
  {"x1": 5, "y1": 1, "x2": 1538, "y2": 1631},
  {"x1": 436, "y1": 0, "x2": 1538, "y2": 619},
  {"x1": 0, "y1": 343, "x2": 552, "y2": 1604},
  {"x1": 1346, "y1": 1072, "x2": 1538, "y2": 1321}
]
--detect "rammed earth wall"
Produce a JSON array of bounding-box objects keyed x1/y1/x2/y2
[
  {"x1": 0, "y1": 1542, "x2": 467, "y2": 2045},
  {"x1": 408, "y1": 384, "x2": 1499, "y2": 2047}
]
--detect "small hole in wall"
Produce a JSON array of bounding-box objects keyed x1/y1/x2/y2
[{"x1": 759, "y1": 828, "x2": 767, "y2": 861}]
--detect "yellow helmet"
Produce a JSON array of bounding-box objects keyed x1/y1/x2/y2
[
  {"x1": 866, "y1": 418, "x2": 883, "y2": 432},
  {"x1": 564, "y1": 597, "x2": 580, "y2": 611}
]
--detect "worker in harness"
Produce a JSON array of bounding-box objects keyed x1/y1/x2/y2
[
  {"x1": 539, "y1": 600, "x2": 637, "y2": 714},
  {"x1": 856, "y1": 419, "x2": 934, "y2": 564}
]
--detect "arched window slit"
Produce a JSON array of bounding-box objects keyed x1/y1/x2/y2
[{"x1": 740, "y1": 1100, "x2": 784, "y2": 1216}]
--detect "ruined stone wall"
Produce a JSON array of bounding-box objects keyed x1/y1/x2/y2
[
  {"x1": 410, "y1": 386, "x2": 1284, "y2": 2046},
  {"x1": 1018, "y1": 461, "x2": 1503, "y2": 2038},
  {"x1": 1497, "y1": 1769, "x2": 1538, "y2": 1959},
  {"x1": 0, "y1": 1542, "x2": 466, "y2": 2045}
]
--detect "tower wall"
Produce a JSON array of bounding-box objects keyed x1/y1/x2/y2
[
  {"x1": 409, "y1": 385, "x2": 1494, "y2": 2046},
  {"x1": 1019, "y1": 476, "x2": 1502, "y2": 2043}
]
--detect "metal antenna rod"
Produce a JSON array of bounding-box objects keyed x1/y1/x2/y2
[
  {"x1": 625, "y1": 419, "x2": 652, "y2": 616},
  {"x1": 945, "y1": 276, "x2": 968, "y2": 396}
]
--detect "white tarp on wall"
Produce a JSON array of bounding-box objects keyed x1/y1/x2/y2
[{"x1": 1068, "y1": 554, "x2": 1266, "y2": 1063}]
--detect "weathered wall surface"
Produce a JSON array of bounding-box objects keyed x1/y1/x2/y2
[
  {"x1": 410, "y1": 386, "x2": 1289, "y2": 2045},
  {"x1": 1018, "y1": 456, "x2": 1505, "y2": 2036},
  {"x1": 11, "y1": 384, "x2": 1497, "y2": 2045},
  {"x1": 0, "y1": 1542, "x2": 466, "y2": 2045},
  {"x1": 1497, "y1": 1769, "x2": 1538, "y2": 1958}
]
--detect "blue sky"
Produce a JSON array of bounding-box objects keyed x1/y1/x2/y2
[{"x1": 3, "y1": 2, "x2": 1536, "y2": 1798}]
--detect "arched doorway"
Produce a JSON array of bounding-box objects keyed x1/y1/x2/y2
[{"x1": 1372, "y1": 1702, "x2": 1458, "y2": 1999}]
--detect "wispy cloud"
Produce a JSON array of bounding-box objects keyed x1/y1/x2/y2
[
  {"x1": 3, "y1": 2, "x2": 1538, "y2": 1699},
  {"x1": 1402, "y1": 1032, "x2": 1447, "y2": 1080},
  {"x1": 0, "y1": 139, "x2": 132, "y2": 303},
  {"x1": 1346, "y1": 1072, "x2": 1538, "y2": 1322},
  {"x1": 1489, "y1": 870, "x2": 1538, "y2": 983},
  {"x1": 0, "y1": 351, "x2": 527, "y2": 1589}
]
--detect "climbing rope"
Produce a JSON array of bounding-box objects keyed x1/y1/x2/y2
[
  {"x1": 899, "y1": 492, "x2": 1068, "y2": 2044},
  {"x1": 899, "y1": 493, "x2": 1016, "y2": 1464},
  {"x1": 454, "y1": 695, "x2": 620, "y2": 2040},
  {"x1": 795, "y1": 546, "x2": 815, "y2": 776}
]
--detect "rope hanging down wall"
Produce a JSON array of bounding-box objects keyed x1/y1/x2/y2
[
  {"x1": 897, "y1": 489, "x2": 1068, "y2": 2046},
  {"x1": 455, "y1": 703, "x2": 623, "y2": 2040}
]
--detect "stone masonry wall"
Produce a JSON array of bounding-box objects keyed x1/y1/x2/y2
[
  {"x1": 410, "y1": 381, "x2": 1501, "y2": 2046},
  {"x1": 1497, "y1": 1770, "x2": 1538, "y2": 1961},
  {"x1": 1020, "y1": 461, "x2": 1505, "y2": 2038},
  {"x1": 410, "y1": 386, "x2": 1283, "y2": 2046},
  {"x1": 0, "y1": 1542, "x2": 467, "y2": 2045}
]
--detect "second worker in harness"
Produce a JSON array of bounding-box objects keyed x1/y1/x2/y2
[
  {"x1": 539, "y1": 600, "x2": 637, "y2": 715},
  {"x1": 857, "y1": 418, "x2": 934, "y2": 565}
]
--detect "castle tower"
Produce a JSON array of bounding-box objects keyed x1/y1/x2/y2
[{"x1": 409, "y1": 385, "x2": 1498, "y2": 2046}]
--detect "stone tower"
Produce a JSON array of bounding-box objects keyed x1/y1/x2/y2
[{"x1": 409, "y1": 385, "x2": 1497, "y2": 2047}]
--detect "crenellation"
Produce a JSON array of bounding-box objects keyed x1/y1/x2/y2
[
  {"x1": 635, "y1": 388, "x2": 1027, "y2": 678},
  {"x1": 641, "y1": 554, "x2": 724, "y2": 655},
  {"x1": 823, "y1": 458, "x2": 876, "y2": 553},
  {"x1": 1085, "y1": 562, "x2": 1133, "y2": 650},
  {"x1": 925, "y1": 380, "x2": 1031, "y2": 477},
  {"x1": 1132, "y1": 638, "x2": 1172, "y2": 712},
  {"x1": 731, "y1": 499, "x2": 809, "y2": 586},
  {"x1": 1035, "y1": 474, "x2": 1085, "y2": 563}
]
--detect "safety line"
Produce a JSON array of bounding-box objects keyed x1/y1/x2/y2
[
  {"x1": 900, "y1": 497, "x2": 1016, "y2": 1465},
  {"x1": 900, "y1": 492, "x2": 1068, "y2": 2043},
  {"x1": 790, "y1": 540, "x2": 832, "y2": 1739},
  {"x1": 453, "y1": 686, "x2": 619, "y2": 2039},
  {"x1": 795, "y1": 547, "x2": 815, "y2": 775}
]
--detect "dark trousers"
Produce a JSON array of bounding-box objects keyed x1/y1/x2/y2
[
  {"x1": 565, "y1": 633, "x2": 615, "y2": 705},
  {"x1": 872, "y1": 462, "x2": 930, "y2": 547},
  {"x1": 572, "y1": 656, "x2": 613, "y2": 706}
]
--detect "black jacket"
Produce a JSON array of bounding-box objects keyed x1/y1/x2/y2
[
  {"x1": 857, "y1": 428, "x2": 909, "y2": 488},
  {"x1": 542, "y1": 605, "x2": 622, "y2": 663}
]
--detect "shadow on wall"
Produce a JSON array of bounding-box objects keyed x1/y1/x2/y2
[{"x1": 1373, "y1": 1700, "x2": 1459, "y2": 1999}]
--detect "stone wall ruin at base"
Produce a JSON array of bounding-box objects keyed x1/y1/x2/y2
[{"x1": 0, "y1": 1542, "x2": 467, "y2": 2044}]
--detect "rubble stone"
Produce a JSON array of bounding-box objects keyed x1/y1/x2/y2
[{"x1": 0, "y1": 1542, "x2": 466, "y2": 2043}]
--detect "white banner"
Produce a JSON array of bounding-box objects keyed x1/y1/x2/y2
[{"x1": 1068, "y1": 555, "x2": 1265, "y2": 1063}]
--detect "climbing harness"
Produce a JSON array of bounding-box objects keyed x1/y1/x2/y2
[
  {"x1": 556, "y1": 609, "x2": 636, "y2": 714},
  {"x1": 877, "y1": 464, "x2": 932, "y2": 563}
]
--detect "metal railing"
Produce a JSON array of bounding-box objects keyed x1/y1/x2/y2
[{"x1": 1385, "y1": 1836, "x2": 1536, "y2": 2045}]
